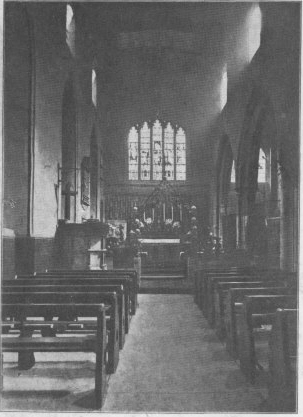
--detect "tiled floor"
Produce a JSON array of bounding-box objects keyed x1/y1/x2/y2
[{"x1": 1, "y1": 294, "x2": 267, "y2": 412}]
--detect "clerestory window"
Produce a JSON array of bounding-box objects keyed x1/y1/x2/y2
[
  {"x1": 257, "y1": 148, "x2": 266, "y2": 183},
  {"x1": 128, "y1": 119, "x2": 186, "y2": 181},
  {"x1": 66, "y1": 4, "x2": 75, "y2": 56}
]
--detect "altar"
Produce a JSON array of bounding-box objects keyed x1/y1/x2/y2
[{"x1": 139, "y1": 238, "x2": 183, "y2": 270}]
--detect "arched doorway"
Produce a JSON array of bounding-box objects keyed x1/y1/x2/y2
[{"x1": 61, "y1": 76, "x2": 77, "y2": 222}]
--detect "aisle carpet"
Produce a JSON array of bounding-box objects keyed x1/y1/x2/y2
[{"x1": 103, "y1": 295, "x2": 267, "y2": 412}]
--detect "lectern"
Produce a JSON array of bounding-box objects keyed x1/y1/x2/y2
[{"x1": 54, "y1": 220, "x2": 109, "y2": 270}]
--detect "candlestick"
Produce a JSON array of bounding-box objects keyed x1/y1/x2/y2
[
  {"x1": 144, "y1": 211, "x2": 146, "y2": 222},
  {"x1": 163, "y1": 203, "x2": 165, "y2": 221}
]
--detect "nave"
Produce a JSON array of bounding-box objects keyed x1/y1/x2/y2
[
  {"x1": 2, "y1": 294, "x2": 267, "y2": 412},
  {"x1": 1, "y1": 1, "x2": 299, "y2": 413}
]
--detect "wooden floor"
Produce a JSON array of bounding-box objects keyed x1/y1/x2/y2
[{"x1": 1, "y1": 294, "x2": 268, "y2": 412}]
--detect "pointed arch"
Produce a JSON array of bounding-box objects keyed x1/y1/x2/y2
[{"x1": 236, "y1": 87, "x2": 279, "y2": 262}]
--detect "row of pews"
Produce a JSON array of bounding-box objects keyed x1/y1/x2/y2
[
  {"x1": 194, "y1": 266, "x2": 298, "y2": 412},
  {"x1": 1, "y1": 268, "x2": 139, "y2": 409}
]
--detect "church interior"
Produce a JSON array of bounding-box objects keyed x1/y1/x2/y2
[{"x1": 1, "y1": 1, "x2": 300, "y2": 413}]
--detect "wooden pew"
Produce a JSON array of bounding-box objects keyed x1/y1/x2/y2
[
  {"x1": 194, "y1": 267, "x2": 256, "y2": 307},
  {"x1": 6, "y1": 277, "x2": 132, "y2": 332},
  {"x1": 2, "y1": 292, "x2": 120, "y2": 374},
  {"x1": 224, "y1": 286, "x2": 289, "y2": 357},
  {"x1": 3, "y1": 283, "x2": 127, "y2": 343},
  {"x1": 195, "y1": 268, "x2": 293, "y2": 316},
  {"x1": 237, "y1": 295, "x2": 297, "y2": 383},
  {"x1": 198, "y1": 271, "x2": 262, "y2": 315},
  {"x1": 267, "y1": 308, "x2": 297, "y2": 412},
  {"x1": 16, "y1": 271, "x2": 138, "y2": 315},
  {"x1": 213, "y1": 282, "x2": 286, "y2": 340},
  {"x1": 44, "y1": 269, "x2": 139, "y2": 313},
  {"x1": 207, "y1": 271, "x2": 296, "y2": 326},
  {"x1": 1, "y1": 303, "x2": 108, "y2": 409},
  {"x1": 205, "y1": 275, "x2": 281, "y2": 326}
]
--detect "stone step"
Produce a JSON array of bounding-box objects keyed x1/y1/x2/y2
[{"x1": 141, "y1": 275, "x2": 184, "y2": 280}]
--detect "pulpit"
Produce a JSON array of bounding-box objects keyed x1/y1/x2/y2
[{"x1": 54, "y1": 220, "x2": 108, "y2": 270}]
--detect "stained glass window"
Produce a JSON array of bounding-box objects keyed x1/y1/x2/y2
[
  {"x1": 153, "y1": 120, "x2": 162, "y2": 180},
  {"x1": 128, "y1": 126, "x2": 139, "y2": 180},
  {"x1": 176, "y1": 127, "x2": 186, "y2": 180},
  {"x1": 140, "y1": 122, "x2": 151, "y2": 180},
  {"x1": 164, "y1": 123, "x2": 174, "y2": 180},
  {"x1": 220, "y1": 65, "x2": 227, "y2": 111},
  {"x1": 128, "y1": 120, "x2": 186, "y2": 181},
  {"x1": 258, "y1": 148, "x2": 266, "y2": 183},
  {"x1": 66, "y1": 5, "x2": 75, "y2": 56}
]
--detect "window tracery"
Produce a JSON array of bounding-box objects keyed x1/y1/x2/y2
[{"x1": 128, "y1": 119, "x2": 186, "y2": 181}]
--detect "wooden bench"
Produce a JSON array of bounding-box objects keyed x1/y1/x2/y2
[
  {"x1": 194, "y1": 267, "x2": 256, "y2": 307},
  {"x1": 207, "y1": 270, "x2": 296, "y2": 326},
  {"x1": 15, "y1": 273, "x2": 135, "y2": 317},
  {"x1": 237, "y1": 294, "x2": 297, "y2": 383},
  {"x1": 2, "y1": 292, "x2": 120, "y2": 374},
  {"x1": 1, "y1": 303, "x2": 108, "y2": 409},
  {"x1": 3, "y1": 283, "x2": 127, "y2": 343},
  {"x1": 205, "y1": 274, "x2": 283, "y2": 326},
  {"x1": 267, "y1": 308, "x2": 297, "y2": 412},
  {"x1": 195, "y1": 268, "x2": 292, "y2": 316},
  {"x1": 44, "y1": 269, "x2": 139, "y2": 313},
  {"x1": 224, "y1": 286, "x2": 289, "y2": 357},
  {"x1": 6, "y1": 276, "x2": 132, "y2": 332},
  {"x1": 213, "y1": 282, "x2": 286, "y2": 340},
  {"x1": 198, "y1": 271, "x2": 262, "y2": 315}
]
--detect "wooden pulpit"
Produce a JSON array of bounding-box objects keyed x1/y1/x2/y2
[{"x1": 54, "y1": 220, "x2": 109, "y2": 270}]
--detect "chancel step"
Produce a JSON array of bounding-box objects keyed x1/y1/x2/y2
[{"x1": 141, "y1": 275, "x2": 184, "y2": 280}]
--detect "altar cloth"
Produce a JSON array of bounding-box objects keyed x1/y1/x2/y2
[{"x1": 139, "y1": 239, "x2": 180, "y2": 244}]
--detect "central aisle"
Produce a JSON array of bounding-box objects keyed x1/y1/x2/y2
[{"x1": 103, "y1": 294, "x2": 267, "y2": 412}]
